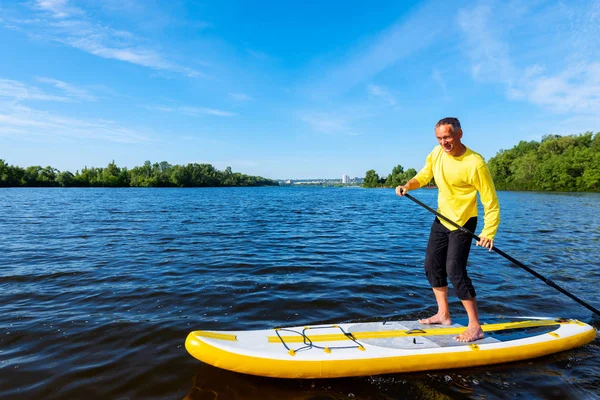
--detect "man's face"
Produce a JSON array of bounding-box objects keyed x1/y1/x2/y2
[{"x1": 435, "y1": 124, "x2": 463, "y2": 156}]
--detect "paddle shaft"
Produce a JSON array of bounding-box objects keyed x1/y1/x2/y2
[{"x1": 403, "y1": 192, "x2": 600, "y2": 318}]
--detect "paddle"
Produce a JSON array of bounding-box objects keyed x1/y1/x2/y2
[{"x1": 401, "y1": 192, "x2": 600, "y2": 318}]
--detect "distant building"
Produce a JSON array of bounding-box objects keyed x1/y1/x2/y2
[{"x1": 342, "y1": 174, "x2": 349, "y2": 184}]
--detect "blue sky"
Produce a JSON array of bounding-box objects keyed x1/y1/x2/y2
[{"x1": 1, "y1": 0, "x2": 599, "y2": 179}]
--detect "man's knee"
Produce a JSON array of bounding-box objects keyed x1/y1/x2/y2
[
  {"x1": 446, "y1": 259, "x2": 476, "y2": 299},
  {"x1": 425, "y1": 266, "x2": 447, "y2": 288}
]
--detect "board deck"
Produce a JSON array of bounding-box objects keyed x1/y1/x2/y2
[{"x1": 185, "y1": 317, "x2": 596, "y2": 378}]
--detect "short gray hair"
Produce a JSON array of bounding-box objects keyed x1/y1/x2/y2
[{"x1": 435, "y1": 117, "x2": 461, "y2": 132}]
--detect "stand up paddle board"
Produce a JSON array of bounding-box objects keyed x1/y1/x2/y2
[{"x1": 185, "y1": 317, "x2": 596, "y2": 378}]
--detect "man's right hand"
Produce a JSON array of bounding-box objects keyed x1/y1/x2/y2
[{"x1": 396, "y1": 185, "x2": 409, "y2": 197}]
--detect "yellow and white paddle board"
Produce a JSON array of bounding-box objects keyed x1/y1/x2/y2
[{"x1": 185, "y1": 317, "x2": 596, "y2": 378}]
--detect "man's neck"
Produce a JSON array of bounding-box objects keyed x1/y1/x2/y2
[{"x1": 450, "y1": 144, "x2": 467, "y2": 157}]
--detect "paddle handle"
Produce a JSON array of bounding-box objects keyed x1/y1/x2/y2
[{"x1": 402, "y1": 192, "x2": 600, "y2": 318}]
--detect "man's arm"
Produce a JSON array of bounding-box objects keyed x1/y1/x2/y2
[
  {"x1": 397, "y1": 150, "x2": 434, "y2": 196},
  {"x1": 474, "y1": 164, "x2": 500, "y2": 250},
  {"x1": 396, "y1": 178, "x2": 421, "y2": 196}
]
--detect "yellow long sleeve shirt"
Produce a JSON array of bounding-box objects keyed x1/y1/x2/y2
[{"x1": 413, "y1": 145, "x2": 500, "y2": 239}]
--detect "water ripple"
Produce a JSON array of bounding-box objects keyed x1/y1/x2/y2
[{"x1": 0, "y1": 187, "x2": 599, "y2": 399}]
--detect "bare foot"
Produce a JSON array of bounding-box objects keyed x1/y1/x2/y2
[
  {"x1": 418, "y1": 313, "x2": 452, "y2": 325},
  {"x1": 454, "y1": 326, "x2": 485, "y2": 342}
]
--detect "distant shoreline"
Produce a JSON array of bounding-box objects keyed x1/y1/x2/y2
[{"x1": 0, "y1": 160, "x2": 278, "y2": 188}]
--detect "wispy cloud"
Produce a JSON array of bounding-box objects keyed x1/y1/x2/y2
[
  {"x1": 0, "y1": 77, "x2": 98, "y2": 103},
  {"x1": 564, "y1": 0, "x2": 600, "y2": 64},
  {"x1": 0, "y1": 79, "x2": 68, "y2": 102},
  {"x1": 36, "y1": 77, "x2": 97, "y2": 101},
  {"x1": 229, "y1": 92, "x2": 254, "y2": 102},
  {"x1": 367, "y1": 84, "x2": 397, "y2": 106},
  {"x1": 510, "y1": 63, "x2": 600, "y2": 114},
  {"x1": 145, "y1": 105, "x2": 236, "y2": 117},
  {"x1": 4, "y1": 0, "x2": 204, "y2": 78},
  {"x1": 301, "y1": 112, "x2": 357, "y2": 135},
  {"x1": 458, "y1": 1, "x2": 600, "y2": 115},
  {"x1": 457, "y1": 4, "x2": 514, "y2": 84},
  {"x1": 35, "y1": 0, "x2": 83, "y2": 19},
  {"x1": 432, "y1": 68, "x2": 448, "y2": 96},
  {"x1": 306, "y1": 1, "x2": 450, "y2": 98},
  {"x1": 246, "y1": 49, "x2": 272, "y2": 61},
  {"x1": 0, "y1": 77, "x2": 147, "y2": 142},
  {"x1": 63, "y1": 34, "x2": 203, "y2": 78},
  {"x1": 0, "y1": 103, "x2": 150, "y2": 143}
]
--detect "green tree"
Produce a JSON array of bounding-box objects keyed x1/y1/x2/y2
[
  {"x1": 102, "y1": 161, "x2": 122, "y2": 187},
  {"x1": 510, "y1": 152, "x2": 538, "y2": 190},
  {"x1": 363, "y1": 169, "x2": 380, "y2": 188},
  {"x1": 130, "y1": 161, "x2": 154, "y2": 187},
  {"x1": 76, "y1": 166, "x2": 102, "y2": 187},
  {"x1": 170, "y1": 165, "x2": 190, "y2": 187},
  {"x1": 488, "y1": 132, "x2": 599, "y2": 192},
  {"x1": 0, "y1": 159, "x2": 278, "y2": 188},
  {"x1": 7, "y1": 164, "x2": 24, "y2": 186},
  {"x1": 22, "y1": 166, "x2": 42, "y2": 186},
  {"x1": 151, "y1": 161, "x2": 173, "y2": 187},
  {"x1": 57, "y1": 171, "x2": 76, "y2": 187},
  {"x1": 405, "y1": 168, "x2": 417, "y2": 182},
  {"x1": 581, "y1": 151, "x2": 600, "y2": 190},
  {"x1": 385, "y1": 165, "x2": 405, "y2": 188},
  {"x1": 0, "y1": 159, "x2": 9, "y2": 187}
]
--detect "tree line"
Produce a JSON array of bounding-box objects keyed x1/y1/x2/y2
[
  {"x1": 362, "y1": 132, "x2": 600, "y2": 192},
  {"x1": 362, "y1": 165, "x2": 418, "y2": 188},
  {"x1": 487, "y1": 132, "x2": 599, "y2": 191},
  {"x1": 0, "y1": 160, "x2": 279, "y2": 187}
]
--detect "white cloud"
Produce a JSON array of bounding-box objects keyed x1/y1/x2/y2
[
  {"x1": 0, "y1": 79, "x2": 68, "y2": 102},
  {"x1": 367, "y1": 84, "x2": 396, "y2": 106},
  {"x1": 6, "y1": 0, "x2": 204, "y2": 78},
  {"x1": 0, "y1": 78, "x2": 148, "y2": 143},
  {"x1": 35, "y1": 0, "x2": 83, "y2": 19},
  {"x1": 519, "y1": 63, "x2": 600, "y2": 114},
  {"x1": 0, "y1": 102, "x2": 150, "y2": 143},
  {"x1": 564, "y1": 1, "x2": 600, "y2": 64},
  {"x1": 62, "y1": 35, "x2": 202, "y2": 78},
  {"x1": 307, "y1": 1, "x2": 450, "y2": 98},
  {"x1": 145, "y1": 105, "x2": 236, "y2": 117},
  {"x1": 432, "y1": 68, "x2": 448, "y2": 97},
  {"x1": 0, "y1": 77, "x2": 98, "y2": 103},
  {"x1": 457, "y1": 4, "x2": 514, "y2": 84},
  {"x1": 458, "y1": 1, "x2": 600, "y2": 115},
  {"x1": 301, "y1": 112, "x2": 357, "y2": 135},
  {"x1": 36, "y1": 77, "x2": 97, "y2": 101},
  {"x1": 183, "y1": 107, "x2": 236, "y2": 117},
  {"x1": 229, "y1": 92, "x2": 253, "y2": 102}
]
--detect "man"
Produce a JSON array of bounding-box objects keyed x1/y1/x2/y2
[{"x1": 396, "y1": 117, "x2": 500, "y2": 342}]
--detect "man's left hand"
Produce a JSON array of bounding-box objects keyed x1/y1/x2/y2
[{"x1": 476, "y1": 236, "x2": 494, "y2": 251}]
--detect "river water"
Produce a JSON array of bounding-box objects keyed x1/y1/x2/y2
[{"x1": 1, "y1": 187, "x2": 599, "y2": 399}]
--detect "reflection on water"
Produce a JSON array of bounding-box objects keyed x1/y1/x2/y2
[{"x1": 0, "y1": 187, "x2": 598, "y2": 399}]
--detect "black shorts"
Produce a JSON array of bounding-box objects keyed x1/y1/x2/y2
[{"x1": 424, "y1": 217, "x2": 478, "y2": 300}]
